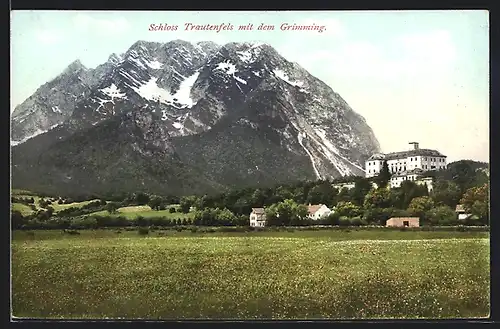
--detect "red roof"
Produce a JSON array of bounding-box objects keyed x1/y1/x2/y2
[{"x1": 307, "y1": 204, "x2": 323, "y2": 215}]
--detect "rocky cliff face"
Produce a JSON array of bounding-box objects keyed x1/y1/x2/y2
[{"x1": 11, "y1": 39, "x2": 380, "y2": 197}]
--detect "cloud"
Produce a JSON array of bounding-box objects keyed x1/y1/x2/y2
[
  {"x1": 397, "y1": 30, "x2": 456, "y2": 63},
  {"x1": 287, "y1": 28, "x2": 458, "y2": 88},
  {"x1": 35, "y1": 29, "x2": 63, "y2": 45},
  {"x1": 73, "y1": 13, "x2": 130, "y2": 35}
]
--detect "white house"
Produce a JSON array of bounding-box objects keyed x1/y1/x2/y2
[
  {"x1": 307, "y1": 204, "x2": 332, "y2": 220},
  {"x1": 455, "y1": 205, "x2": 471, "y2": 221},
  {"x1": 389, "y1": 168, "x2": 434, "y2": 192},
  {"x1": 249, "y1": 208, "x2": 266, "y2": 227},
  {"x1": 365, "y1": 142, "x2": 447, "y2": 178}
]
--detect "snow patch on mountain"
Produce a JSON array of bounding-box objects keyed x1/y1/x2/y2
[
  {"x1": 273, "y1": 69, "x2": 304, "y2": 87},
  {"x1": 134, "y1": 78, "x2": 175, "y2": 105},
  {"x1": 214, "y1": 61, "x2": 248, "y2": 86},
  {"x1": 215, "y1": 61, "x2": 237, "y2": 75},
  {"x1": 174, "y1": 71, "x2": 200, "y2": 107},
  {"x1": 133, "y1": 72, "x2": 200, "y2": 108},
  {"x1": 101, "y1": 84, "x2": 127, "y2": 100},
  {"x1": 236, "y1": 50, "x2": 252, "y2": 63},
  {"x1": 146, "y1": 59, "x2": 163, "y2": 70},
  {"x1": 233, "y1": 75, "x2": 247, "y2": 85}
]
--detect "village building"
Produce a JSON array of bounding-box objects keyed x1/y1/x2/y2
[
  {"x1": 386, "y1": 217, "x2": 420, "y2": 228},
  {"x1": 307, "y1": 204, "x2": 332, "y2": 220},
  {"x1": 455, "y1": 204, "x2": 472, "y2": 221},
  {"x1": 365, "y1": 142, "x2": 447, "y2": 178},
  {"x1": 249, "y1": 208, "x2": 267, "y2": 227},
  {"x1": 389, "y1": 168, "x2": 434, "y2": 191}
]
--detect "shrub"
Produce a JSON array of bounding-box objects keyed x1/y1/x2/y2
[
  {"x1": 135, "y1": 216, "x2": 149, "y2": 227},
  {"x1": 169, "y1": 207, "x2": 176, "y2": 213},
  {"x1": 190, "y1": 227, "x2": 198, "y2": 233},
  {"x1": 69, "y1": 217, "x2": 98, "y2": 230},
  {"x1": 350, "y1": 216, "x2": 363, "y2": 226},
  {"x1": 338, "y1": 216, "x2": 351, "y2": 227},
  {"x1": 138, "y1": 227, "x2": 149, "y2": 235}
]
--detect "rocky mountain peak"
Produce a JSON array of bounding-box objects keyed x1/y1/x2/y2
[
  {"x1": 63, "y1": 59, "x2": 86, "y2": 74},
  {"x1": 12, "y1": 39, "x2": 381, "y2": 196}
]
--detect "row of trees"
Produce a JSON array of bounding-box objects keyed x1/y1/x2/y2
[{"x1": 11, "y1": 182, "x2": 488, "y2": 230}]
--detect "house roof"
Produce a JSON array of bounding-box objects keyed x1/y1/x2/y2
[
  {"x1": 368, "y1": 149, "x2": 446, "y2": 161},
  {"x1": 251, "y1": 208, "x2": 265, "y2": 215},
  {"x1": 307, "y1": 204, "x2": 324, "y2": 214},
  {"x1": 386, "y1": 149, "x2": 446, "y2": 160}
]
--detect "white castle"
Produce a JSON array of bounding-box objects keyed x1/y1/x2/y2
[{"x1": 364, "y1": 142, "x2": 447, "y2": 190}]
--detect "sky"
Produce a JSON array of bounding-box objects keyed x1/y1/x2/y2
[{"x1": 10, "y1": 10, "x2": 489, "y2": 163}]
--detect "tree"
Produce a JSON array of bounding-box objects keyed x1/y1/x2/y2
[
  {"x1": 350, "y1": 178, "x2": 373, "y2": 206},
  {"x1": 148, "y1": 196, "x2": 163, "y2": 211},
  {"x1": 431, "y1": 179, "x2": 462, "y2": 208},
  {"x1": 216, "y1": 208, "x2": 237, "y2": 226},
  {"x1": 250, "y1": 188, "x2": 266, "y2": 207},
  {"x1": 334, "y1": 201, "x2": 362, "y2": 218},
  {"x1": 135, "y1": 192, "x2": 150, "y2": 205},
  {"x1": 375, "y1": 161, "x2": 391, "y2": 188},
  {"x1": 179, "y1": 196, "x2": 197, "y2": 213},
  {"x1": 11, "y1": 210, "x2": 26, "y2": 229},
  {"x1": 364, "y1": 188, "x2": 392, "y2": 209},
  {"x1": 336, "y1": 187, "x2": 351, "y2": 205},
  {"x1": 46, "y1": 206, "x2": 54, "y2": 217},
  {"x1": 407, "y1": 196, "x2": 435, "y2": 223},
  {"x1": 427, "y1": 205, "x2": 457, "y2": 226},
  {"x1": 447, "y1": 160, "x2": 486, "y2": 194},
  {"x1": 106, "y1": 202, "x2": 119, "y2": 214},
  {"x1": 306, "y1": 182, "x2": 337, "y2": 207},
  {"x1": 390, "y1": 181, "x2": 428, "y2": 209},
  {"x1": 233, "y1": 195, "x2": 252, "y2": 216},
  {"x1": 264, "y1": 199, "x2": 308, "y2": 226},
  {"x1": 362, "y1": 207, "x2": 394, "y2": 225},
  {"x1": 460, "y1": 183, "x2": 489, "y2": 224}
]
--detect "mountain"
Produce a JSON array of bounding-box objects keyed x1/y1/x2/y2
[{"x1": 11, "y1": 40, "x2": 380, "y2": 197}]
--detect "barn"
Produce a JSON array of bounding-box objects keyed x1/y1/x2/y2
[{"x1": 386, "y1": 217, "x2": 420, "y2": 228}]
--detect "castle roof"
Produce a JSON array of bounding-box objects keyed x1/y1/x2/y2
[{"x1": 368, "y1": 149, "x2": 446, "y2": 161}]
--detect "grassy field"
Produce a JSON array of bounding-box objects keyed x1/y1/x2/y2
[
  {"x1": 50, "y1": 200, "x2": 102, "y2": 212},
  {"x1": 12, "y1": 229, "x2": 490, "y2": 319},
  {"x1": 12, "y1": 198, "x2": 101, "y2": 213},
  {"x1": 89, "y1": 205, "x2": 192, "y2": 219},
  {"x1": 11, "y1": 203, "x2": 35, "y2": 216}
]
